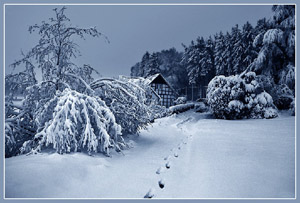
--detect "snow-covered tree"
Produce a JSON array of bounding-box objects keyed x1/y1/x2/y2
[
  {"x1": 158, "y1": 48, "x2": 188, "y2": 89},
  {"x1": 182, "y1": 37, "x2": 214, "y2": 85},
  {"x1": 5, "y1": 95, "x2": 36, "y2": 157},
  {"x1": 6, "y1": 56, "x2": 37, "y2": 98},
  {"x1": 130, "y1": 48, "x2": 188, "y2": 90},
  {"x1": 250, "y1": 5, "x2": 295, "y2": 82},
  {"x1": 214, "y1": 31, "x2": 227, "y2": 75},
  {"x1": 91, "y1": 78, "x2": 150, "y2": 135},
  {"x1": 6, "y1": 7, "x2": 109, "y2": 157},
  {"x1": 5, "y1": 81, "x2": 60, "y2": 157},
  {"x1": 91, "y1": 77, "x2": 166, "y2": 135},
  {"x1": 145, "y1": 53, "x2": 161, "y2": 77},
  {"x1": 11, "y1": 7, "x2": 105, "y2": 90},
  {"x1": 22, "y1": 89, "x2": 123, "y2": 155},
  {"x1": 247, "y1": 5, "x2": 295, "y2": 110},
  {"x1": 140, "y1": 52, "x2": 151, "y2": 76},
  {"x1": 202, "y1": 36, "x2": 215, "y2": 77},
  {"x1": 224, "y1": 32, "x2": 233, "y2": 76},
  {"x1": 131, "y1": 52, "x2": 151, "y2": 78},
  {"x1": 241, "y1": 22, "x2": 257, "y2": 69},
  {"x1": 231, "y1": 25, "x2": 244, "y2": 75}
]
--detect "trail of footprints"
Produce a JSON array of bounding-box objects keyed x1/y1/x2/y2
[{"x1": 144, "y1": 134, "x2": 193, "y2": 198}]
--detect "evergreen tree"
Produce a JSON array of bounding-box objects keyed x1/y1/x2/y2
[
  {"x1": 241, "y1": 21, "x2": 257, "y2": 69},
  {"x1": 231, "y1": 24, "x2": 244, "y2": 74},
  {"x1": 140, "y1": 51, "x2": 150, "y2": 77},
  {"x1": 201, "y1": 36, "x2": 215, "y2": 80},
  {"x1": 214, "y1": 31, "x2": 227, "y2": 75},
  {"x1": 182, "y1": 37, "x2": 206, "y2": 85},
  {"x1": 247, "y1": 5, "x2": 295, "y2": 109},
  {"x1": 224, "y1": 32, "x2": 233, "y2": 76},
  {"x1": 158, "y1": 48, "x2": 188, "y2": 89},
  {"x1": 250, "y1": 5, "x2": 295, "y2": 86},
  {"x1": 130, "y1": 48, "x2": 188, "y2": 90},
  {"x1": 145, "y1": 52, "x2": 160, "y2": 77}
]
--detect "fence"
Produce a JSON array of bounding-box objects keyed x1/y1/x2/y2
[{"x1": 176, "y1": 85, "x2": 208, "y2": 101}]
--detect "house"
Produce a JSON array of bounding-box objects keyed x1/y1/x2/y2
[
  {"x1": 145, "y1": 73, "x2": 177, "y2": 108},
  {"x1": 120, "y1": 73, "x2": 177, "y2": 107}
]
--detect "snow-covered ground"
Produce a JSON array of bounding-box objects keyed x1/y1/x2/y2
[{"x1": 5, "y1": 111, "x2": 295, "y2": 199}]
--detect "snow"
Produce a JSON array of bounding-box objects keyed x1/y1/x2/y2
[
  {"x1": 263, "y1": 29, "x2": 284, "y2": 45},
  {"x1": 5, "y1": 111, "x2": 295, "y2": 198},
  {"x1": 33, "y1": 89, "x2": 122, "y2": 155},
  {"x1": 168, "y1": 103, "x2": 195, "y2": 114},
  {"x1": 256, "y1": 91, "x2": 273, "y2": 106}
]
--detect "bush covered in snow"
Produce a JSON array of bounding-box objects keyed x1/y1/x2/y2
[
  {"x1": 272, "y1": 85, "x2": 294, "y2": 110},
  {"x1": 207, "y1": 72, "x2": 278, "y2": 119},
  {"x1": 168, "y1": 103, "x2": 195, "y2": 114},
  {"x1": 5, "y1": 93, "x2": 38, "y2": 157},
  {"x1": 22, "y1": 89, "x2": 124, "y2": 156},
  {"x1": 174, "y1": 97, "x2": 187, "y2": 105},
  {"x1": 255, "y1": 75, "x2": 294, "y2": 110},
  {"x1": 5, "y1": 97, "x2": 33, "y2": 157},
  {"x1": 91, "y1": 78, "x2": 166, "y2": 135},
  {"x1": 195, "y1": 102, "x2": 209, "y2": 113}
]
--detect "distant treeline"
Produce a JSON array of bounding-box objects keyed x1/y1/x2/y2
[{"x1": 130, "y1": 5, "x2": 295, "y2": 105}]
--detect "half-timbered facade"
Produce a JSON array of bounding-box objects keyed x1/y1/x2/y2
[{"x1": 146, "y1": 74, "x2": 177, "y2": 108}]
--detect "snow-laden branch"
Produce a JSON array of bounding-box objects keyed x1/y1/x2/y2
[{"x1": 33, "y1": 89, "x2": 122, "y2": 155}]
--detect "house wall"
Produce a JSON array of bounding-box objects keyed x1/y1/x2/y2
[{"x1": 151, "y1": 83, "x2": 175, "y2": 107}]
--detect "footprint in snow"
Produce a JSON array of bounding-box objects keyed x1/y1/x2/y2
[
  {"x1": 165, "y1": 161, "x2": 171, "y2": 169},
  {"x1": 164, "y1": 155, "x2": 171, "y2": 161},
  {"x1": 158, "y1": 178, "x2": 165, "y2": 189},
  {"x1": 156, "y1": 166, "x2": 165, "y2": 174},
  {"x1": 144, "y1": 188, "x2": 155, "y2": 198},
  {"x1": 178, "y1": 144, "x2": 182, "y2": 150},
  {"x1": 174, "y1": 152, "x2": 179, "y2": 158}
]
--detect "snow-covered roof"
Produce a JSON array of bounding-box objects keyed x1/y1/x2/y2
[
  {"x1": 144, "y1": 73, "x2": 160, "y2": 85},
  {"x1": 119, "y1": 74, "x2": 178, "y2": 97},
  {"x1": 145, "y1": 73, "x2": 177, "y2": 95},
  {"x1": 119, "y1": 75, "x2": 161, "y2": 100}
]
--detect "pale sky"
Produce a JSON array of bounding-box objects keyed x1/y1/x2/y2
[{"x1": 5, "y1": 5, "x2": 273, "y2": 79}]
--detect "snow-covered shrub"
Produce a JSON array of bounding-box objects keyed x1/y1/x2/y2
[
  {"x1": 195, "y1": 102, "x2": 208, "y2": 113},
  {"x1": 122, "y1": 76, "x2": 167, "y2": 121},
  {"x1": 256, "y1": 74, "x2": 294, "y2": 110},
  {"x1": 174, "y1": 97, "x2": 187, "y2": 105},
  {"x1": 5, "y1": 98, "x2": 20, "y2": 157},
  {"x1": 279, "y1": 64, "x2": 295, "y2": 91},
  {"x1": 168, "y1": 103, "x2": 195, "y2": 114},
  {"x1": 149, "y1": 104, "x2": 167, "y2": 121},
  {"x1": 91, "y1": 78, "x2": 158, "y2": 135},
  {"x1": 5, "y1": 95, "x2": 36, "y2": 157},
  {"x1": 248, "y1": 92, "x2": 278, "y2": 119},
  {"x1": 23, "y1": 81, "x2": 58, "y2": 120},
  {"x1": 5, "y1": 77, "x2": 92, "y2": 157},
  {"x1": 30, "y1": 89, "x2": 123, "y2": 155},
  {"x1": 273, "y1": 84, "x2": 294, "y2": 110},
  {"x1": 207, "y1": 72, "x2": 278, "y2": 119}
]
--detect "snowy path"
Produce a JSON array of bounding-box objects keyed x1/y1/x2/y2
[{"x1": 5, "y1": 111, "x2": 295, "y2": 198}]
